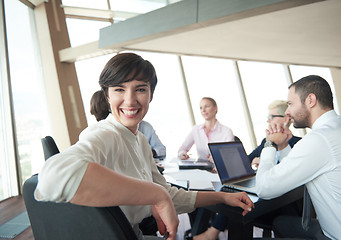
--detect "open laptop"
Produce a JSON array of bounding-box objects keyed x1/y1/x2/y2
[{"x1": 208, "y1": 141, "x2": 257, "y2": 195}]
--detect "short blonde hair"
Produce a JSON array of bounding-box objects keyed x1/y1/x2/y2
[{"x1": 268, "y1": 100, "x2": 288, "y2": 115}]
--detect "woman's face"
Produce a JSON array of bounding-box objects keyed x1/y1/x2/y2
[
  {"x1": 107, "y1": 80, "x2": 151, "y2": 134},
  {"x1": 267, "y1": 108, "x2": 285, "y2": 125},
  {"x1": 200, "y1": 99, "x2": 217, "y2": 121}
]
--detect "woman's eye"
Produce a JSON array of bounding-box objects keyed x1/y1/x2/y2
[{"x1": 114, "y1": 88, "x2": 124, "y2": 92}]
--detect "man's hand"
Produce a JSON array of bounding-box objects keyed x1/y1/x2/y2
[
  {"x1": 266, "y1": 117, "x2": 292, "y2": 150},
  {"x1": 151, "y1": 195, "x2": 179, "y2": 240},
  {"x1": 251, "y1": 157, "x2": 260, "y2": 170},
  {"x1": 222, "y1": 192, "x2": 254, "y2": 216}
]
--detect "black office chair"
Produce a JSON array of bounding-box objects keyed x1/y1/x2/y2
[
  {"x1": 41, "y1": 136, "x2": 60, "y2": 160},
  {"x1": 23, "y1": 174, "x2": 138, "y2": 240}
]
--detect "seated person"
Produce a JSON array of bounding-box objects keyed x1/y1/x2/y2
[
  {"x1": 178, "y1": 97, "x2": 234, "y2": 161},
  {"x1": 90, "y1": 90, "x2": 166, "y2": 159},
  {"x1": 139, "y1": 120, "x2": 166, "y2": 159},
  {"x1": 257, "y1": 75, "x2": 341, "y2": 239},
  {"x1": 194, "y1": 100, "x2": 302, "y2": 240},
  {"x1": 90, "y1": 89, "x2": 166, "y2": 235},
  {"x1": 35, "y1": 53, "x2": 254, "y2": 240}
]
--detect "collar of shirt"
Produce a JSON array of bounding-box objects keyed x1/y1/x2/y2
[
  {"x1": 106, "y1": 114, "x2": 140, "y2": 144},
  {"x1": 312, "y1": 110, "x2": 337, "y2": 130},
  {"x1": 199, "y1": 120, "x2": 219, "y2": 131},
  {"x1": 199, "y1": 121, "x2": 219, "y2": 139}
]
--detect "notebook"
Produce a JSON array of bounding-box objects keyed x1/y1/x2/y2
[{"x1": 208, "y1": 141, "x2": 257, "y2": 195}]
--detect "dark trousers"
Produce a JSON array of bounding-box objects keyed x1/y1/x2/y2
[
  {"x1": 211, "y1": 198, "x2": 303, "y2": 232},
  {"x1": 273, "y1": 215, "x2": 330, "y2": 240}
]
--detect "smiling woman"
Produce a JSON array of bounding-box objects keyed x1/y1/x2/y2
[
  {"x1": 35, "y1": 52, "x2": 254, "y2": 240},
  {"x1": 106, "y1": 81, "x2": 151, "y2": 133},
  {"x1": 99, "y1": 53, "x2": 157, "y2": 133}
]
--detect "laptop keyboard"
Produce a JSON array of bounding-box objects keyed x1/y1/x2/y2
[
  {"x1": 220, "y1": 186, "x2": 239, "y2": 193},
  {"x1": 235, "y1": 178, "x2": 256, "y2": 187}
]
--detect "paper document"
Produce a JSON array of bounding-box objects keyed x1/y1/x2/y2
[{"x1": 164, "y1": 169, "x2": 220, "y2": 190}]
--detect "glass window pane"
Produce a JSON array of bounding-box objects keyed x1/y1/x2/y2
[
  {"x1": 135, "y1": 51, "x2": 193, "y2": 157},
  {"x1": 109, "y1": 0, "x2": 167, "y2": 14},
  {"x1": 238, "y1": 61, "x2": 289, "y2": 148},
  {"x1": 75, "y1": 54, "x2": 114, "y2": 126},
  {"x1": 0, "y1": 66, "x2": 13, "y2": 200},
  {"x1": 61, "y1": 0, "x2": 108, "y2": 9},
  {"x1": 290, "y1": 65, "x2": 338, "y2": 114},
  {"x1": 66, "y1": 19, "x2": 110, "y2": 47},
  {"x1": 182, "y1": 56, "x2": 252, "y2": 153},
  {"x1": 5, "y1": 0, "x2": 50, "y2": 186}
]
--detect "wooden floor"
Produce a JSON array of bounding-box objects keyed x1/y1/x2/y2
[{"x1": 0, "y1": 195, "x2": 34, "y2": 240}]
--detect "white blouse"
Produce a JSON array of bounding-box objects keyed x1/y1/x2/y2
[{"x1": 35, "y1": 114, "x2": 197, "y2": 225}]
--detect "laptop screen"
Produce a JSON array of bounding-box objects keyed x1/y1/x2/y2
[{"x1": 208, "y1": 141, "x2": 255, "y2": 184}]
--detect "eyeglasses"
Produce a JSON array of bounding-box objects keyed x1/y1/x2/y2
[{"x1": 267, "y1": 114, "x2": 284, "y2": 121}]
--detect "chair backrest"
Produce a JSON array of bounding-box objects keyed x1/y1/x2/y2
[
  {"x1": 23, "y1": 174, "x2": 138, "y2": 240},
  {"x1": 41, "y1": 136, "x2": 60, "y2": 160}
]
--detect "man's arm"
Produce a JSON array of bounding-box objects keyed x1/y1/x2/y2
[
  {"x1": 149, "y1": 133, "x2": 166, "y2": 158},
  {"x1": 256, "y1": 132, "x2": 330, "y2": 199},
  {"x1": 195, "y1": 191, "x2": 254, "y2": 216}
]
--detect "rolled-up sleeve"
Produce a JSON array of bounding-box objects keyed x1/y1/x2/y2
[
  {"x1": 34, "y1": 125, "x2": 115, "y2": 203},
  {"x1": 34, "y1": 149, "x2": 88, "y2": 202}
]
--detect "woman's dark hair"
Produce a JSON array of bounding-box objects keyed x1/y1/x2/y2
[
  {"x1": 90, "y1": 90, "x2": 110, "y2": 121},
  {"x1": 289, "y1": 75, "x2": 334, "y2": 110},
  {"x1": 99, "y1": 53, "x2": 157, "y2": 98}
]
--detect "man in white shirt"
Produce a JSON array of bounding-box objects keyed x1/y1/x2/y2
[{"x1": 256, "y1": 75, "x2": 341, "y2": 239}]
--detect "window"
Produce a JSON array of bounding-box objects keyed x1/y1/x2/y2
[
  {"x1": 5, "y1": 0, "x2": 50, "y2": 188},
  {"x1": 238, "y1": 61, "x2": 290, "y2": 146},
  {"x1": 182, "y1": 56, "x2": 252, "y2": 153},
  {"x1": 137, "y1": 51, "x2": 193, "y2": 157},
  {"x1": 75, "y1": 54, "x2": 114, "y2": 126},
  {"x1": 66, "y1": 18, "x2": 110, "y2": 47}
]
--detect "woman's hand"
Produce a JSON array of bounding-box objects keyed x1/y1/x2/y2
[
  {"x1": 208, "y1": 155, "x2": 217, "y2": 173},
  {"x1": 151, "y1": 191, "x2": 179, "y2": 240},
  {"x1": 179, "y1": 152, "x2": 190, "y2": 160}
]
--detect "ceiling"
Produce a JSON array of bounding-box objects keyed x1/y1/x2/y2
[
  {"x1": 98, "y1": 0, "x2": 341, "y2": 68},
  {"x1": 60, "y1": 0, "x2": 341, "y2": 68}
]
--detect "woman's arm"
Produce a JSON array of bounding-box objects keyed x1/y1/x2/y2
[
  {"x1": 71, "y1": 162, "x2": 179, "y2": 239},
  {"x1": 178, "y1": 127, "x2": 196, "y2": 159}
]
